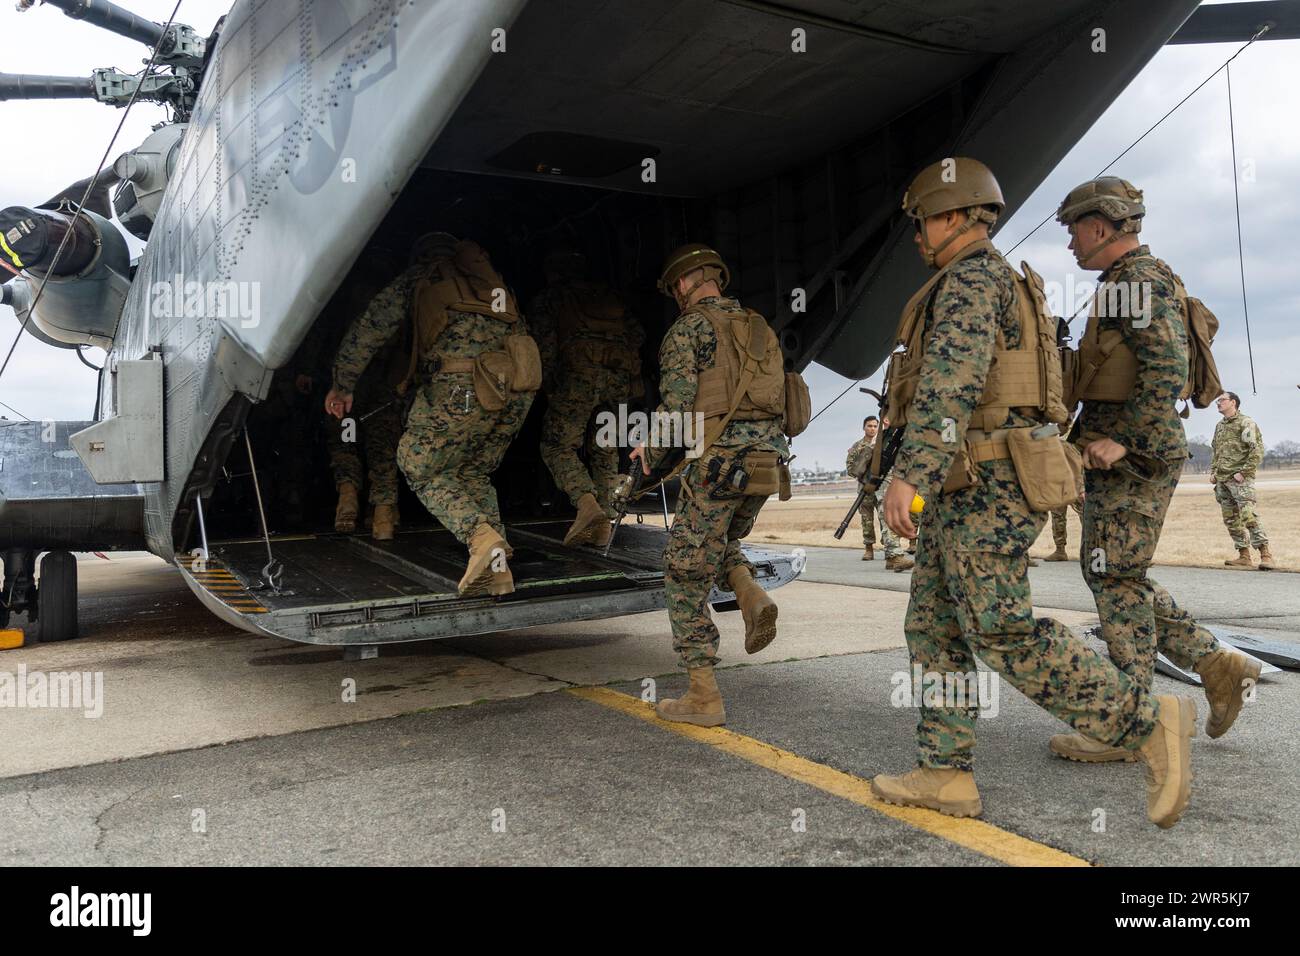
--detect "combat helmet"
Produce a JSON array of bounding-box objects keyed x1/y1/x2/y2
[
  {"x1": 902, "y1": 157, "x2": 1004, "y2": 267},
  {"x1": 409, "y1": 231, "x2": 459, "y2": 266},
  {"x1": 657, "y1": 243, "x2": 730, "y2": 305},
  {"x1": 1055, "y1": 176, "x2": 1145, "y2": 265}
]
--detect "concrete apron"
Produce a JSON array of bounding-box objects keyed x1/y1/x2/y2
[{"x1": 0, "y1": 555, "x2": 1097, "y2": 780}]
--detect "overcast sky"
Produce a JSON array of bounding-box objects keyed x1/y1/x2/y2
[{"x1": 1, "y1": 1, "x2": 1294, "y2": 470}]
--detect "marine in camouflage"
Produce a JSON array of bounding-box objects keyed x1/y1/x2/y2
[
  {"x1": 332, "y1": 262, "x2": 534, "y2": 543},
  {"x1": 1212, "y1": 411, "x2": 1268, "y2": 549},
  {"x1": 890, "y1": 244, "x2": 1159, "y2": 770},
  {"x1": 658, "y1": 295, "x2": 788, "y2": 669},
  {"x1": 532, "y1": 282, "x2": 644, "y2": 515},
  {"x1": 1079, "y1": 246, "x2": 1220, "y2": 684}
]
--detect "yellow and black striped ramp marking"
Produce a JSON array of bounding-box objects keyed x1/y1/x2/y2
[
  {"x1": 569, "y1": 686, "x2": 1091, "y2": 867},
  {"x1": 181, "y1": 561, "x2": 269, "y2": 615}
]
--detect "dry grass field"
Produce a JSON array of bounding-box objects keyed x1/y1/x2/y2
[{"x1": 750, "y1": 469, "x2": 1300, "y2": 573}]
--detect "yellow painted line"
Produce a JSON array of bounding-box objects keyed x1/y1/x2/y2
[{"x1": 568, "y1": 686, "x2": 1091, "y2": 868}]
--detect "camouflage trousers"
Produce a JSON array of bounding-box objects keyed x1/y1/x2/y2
[
  {"x1": 1083, "y1": 461, "x2": 1218, "y2": 689},
  {"x1": 665, "y1": 448, "x2": 769, "y2": 669},
  {"x1": 327, "y1": 367, "x2": 403, "y2": 506},
  {"x1": 539, "y1": 366, "x2": 632, "y2": 515},
  {"x1": 1050, "y1": 498, "x2": 1083, "y2": 551},
  {"x1": 396, "y1": 372, "x2": 533, "y2": 543},
  {"x1": 873, "y1": 475, "x2": 906, "y2": 557},
  {"x1": 906, "y1": 461, "x2": 1157, "y2": 771},
  {"x1": 1214, "y1": 477, "x2": 1268, "y2": 549}
]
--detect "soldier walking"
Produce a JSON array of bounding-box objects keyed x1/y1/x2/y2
[
  {"x1": 872, "y1": 159, "x2": 1195, "y2": 828},
  {"x1": 325, "y1": 232, "x2": 539, "y2": 596},
  {"x1": 1212, "y1": 391, "x2": 1272, "y2": 570},
  {"x1": 1050, "y1": 178, "x2": 1260, "y2": 763},
  {"x1": 532, "y1": 245, "x2": 645, "y2": 546},
  {"x1": 632, "y1": 244, "x2": 790, "y2": 727}
]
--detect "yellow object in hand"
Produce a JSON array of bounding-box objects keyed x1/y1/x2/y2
[{"x1": 910, "y1": 494, "x2": 925, "y2": 515}]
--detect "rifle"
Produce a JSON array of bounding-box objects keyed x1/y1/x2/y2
[
  {"x1": 603, "y1": 446, "x2": 686, "y2": 556},
  {"x1": 835, "y1": 423, "x2": 904, "y2": 539}
]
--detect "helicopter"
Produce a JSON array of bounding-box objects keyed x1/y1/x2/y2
[{"x1": 0, "y1": 0, "x2": 1293, "y2": 652}]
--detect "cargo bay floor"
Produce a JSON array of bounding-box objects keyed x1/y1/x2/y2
[{"x1": 1, "y1": 551, "x2": 1295, "y2": 866}]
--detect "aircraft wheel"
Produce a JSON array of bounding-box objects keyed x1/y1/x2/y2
[{"x1": 37, "y1": 551, "x2": 78, "y2": 643}]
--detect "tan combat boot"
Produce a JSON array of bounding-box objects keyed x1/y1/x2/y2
[
  {"x1": 1048, "y1": 733, "x2": 1138, "y2": 763},
  {"x1": 1224, "y1": 547, "x2": 1253, "y2": 569},
  {"x1": 862, "y1": 546, "x2": 874, "y2": 561},
  {"x1": 655, "y1": 666, "x2": 726, "y2": 727},
  {"x1": 727, "y1": 566, "x2": 778, "y2": 655},
  {"x1": 562, "y1": 493, "x2": 609, "y2": 547},
  {"x1": 1044, "y1": 547, "x2": 1070, "y2": 562},
  {"x1": 1195, "y1": 648, "x2": 1262, "y2": 739},
  {"x1": 871, "y1": 767, "x2": 983, "y2": 818},
  {"x1": 886, "y1": 554, "x2": 914, "y2": 572},
  {"x1": 1136, "y1": 695, "x2": 1196, "y2": 829},
  {"x1": 371, "y1": 504, "x2": 397, "y2": 541},
  {"x1": 1257, "y1": 544, "x2": 1275, "y2": 571},
  {"x1": 334, "y1": 482, "x2": 359, "y2": 533},
  {"x1": 459, "y1": 523, "x2": 513, "y2": 596}
]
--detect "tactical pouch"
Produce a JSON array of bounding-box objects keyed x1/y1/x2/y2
[
  {"x1": 504, "y1": 334, "x2": 542, "y2": 392},
  {"x1": 778, "y1": 459, "x2": 792, "y2": 501},
  {"x1": 783, "y1": 371, "x2": 811, "y2": 437},
  {"x1": 941, "y1": 444, "x2": 979, "y2": 494},
  {"x1": 1006, "y1": 427, "x2": 1078, "y2": 512},
  {"x1": 472, "y1": 351, "x2": 514, "y2": 412},
  {"x1": 742, "y1": 450, "x2": 781, "y2": 498}
]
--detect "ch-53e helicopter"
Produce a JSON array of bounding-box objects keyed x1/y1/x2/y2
[{"x1": 0, "y1": 0, "x2": 1292, "y2": 653}]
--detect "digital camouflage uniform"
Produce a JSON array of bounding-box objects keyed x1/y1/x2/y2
[
  {"x1": 1050, "y1": 439, "x2": 1084, "y2": 551},
  {"x1": 1078, "y1": 246, "x2": 1219, "y2": 687},
  {"x1": 1212, "y1": 412, "x2": 1268, "y2": 550},
  {"x1": 325, "y1": 338, "x2": 404, "y2": 507},
  {"x1": 332, "y1": 263, "x2": 533, "y2": 542},
  {"x1": 846, "y1": 436, "x2": 903, "y2": 556},
  {"x1": 657, "y1": 295, "x2": 788, "y2": 669},
  {"x1": 892, "y1": 244, "x2": 1158, "y2": 770},
  {"x1": 533, "y1": 281, "x2": 644, "y2": 516}
]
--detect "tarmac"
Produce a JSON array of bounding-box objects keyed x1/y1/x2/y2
[{"x1": 0, "y1": 550, "x2": 1295, "y2": 866}]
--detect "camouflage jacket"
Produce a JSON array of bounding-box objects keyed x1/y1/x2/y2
[
  {"x1": 1078, "y1": 245, "x2": 1189, "y2": 463},
  {"x1": 529, "y1": 281, "x2": 644, "y2": 389},
  {"x1": 1212, "y1": 413, "x2": 1264, "y2": 480},
  {"x1": 332, "y1": 263, "x2": 525, "y2": 393},
  {"x1": 891, "y1": 247, "x2": 1040, "y2": 499},
  {"x1": 846, "y1": 436, "x2": 873, "y2": 479},
  {"x1": 653, "y1": 295, "x2": 788, "y2": 466}
]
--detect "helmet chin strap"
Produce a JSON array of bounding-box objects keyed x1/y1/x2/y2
[
  {"x1": 917, "y1": 209, "x2": 992, "y2": 268},
  {"x1": 1075, "y1": 219, "x2": 1140, "y2": 268},
  {"x1": 672, "y1": 270, "x2": 717, "y2": 310}
]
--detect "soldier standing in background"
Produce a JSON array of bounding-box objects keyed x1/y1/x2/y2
[
  {"x1": 1212, "y1": 391, "x2": 1272, "y2": 570},
  {"x1": 325, "y1": 232, "x2": 540, "y2": 596},
  {"x1": 846, "y1": 415, "x2": 892, "y2": 560},
  {"x1": 1044, "y1": 435, "x2": 1084, "y2": 561},
  {"x1": 1051, "y1": 178, "x2": 1260, "y2": 763},
  {"x1": 873, "y1": 419, "x2": 914, "y2": 572},
  {"x1": 532, "y1": 245, "x2": 645, "y2": 546},
  {"x1": 632, "y1": 244, "x2": 787, "y2": 728},
  {"x1": 872, "y1": 158, "x2": 1194, "y2": 828}
]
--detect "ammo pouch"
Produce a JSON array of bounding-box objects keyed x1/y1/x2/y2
[
  {"x1": 702, "y1": 447, "x2": 781, "y2": 499},
  {"x1": 783, "y1": 371, "x2": 811, "y2": 437},
  {"x1": 1005, "y1": 427, "x2": 1080, "y2": 512},
  {"x1": 505, "y1": 334, "x2": 543, "y2": 392},
  {"x1": 778, "y1": 459, "x2": 792, "y2": 501},
  {"x1": 466, "y1": 335, "x2": 543, "y2": 412}
]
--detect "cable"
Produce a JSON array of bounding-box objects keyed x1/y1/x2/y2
[
  {"x1": 0, "y1": 0, "x2": 185, "y2": 390},
  {"x1": 1225, "y1": 60, "x2": 1256, "y2": 395},
  {"x1": 806, "y1": 376, "x2": 863, "y2": 428},
  {"x1": 0, "y1": 399, "x2": 30, "y2": 421},
  {"x1": 1004, "y1": 24, "x2": 1271, "y2": 257}
]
